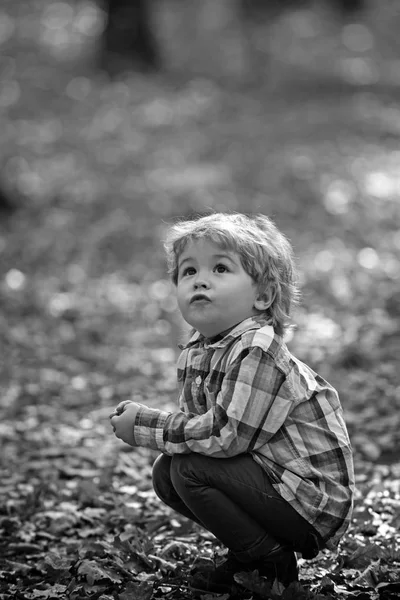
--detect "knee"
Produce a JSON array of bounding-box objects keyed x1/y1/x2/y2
[
  {"x1": 170, "y1": 453, "x2": 206, "y2": 488},
  {"x1": 152, "y1": 453, "x2": 172, "y2": 502}
]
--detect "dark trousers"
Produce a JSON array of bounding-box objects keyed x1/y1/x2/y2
[{"x1": 152, "y1": 452, "x2": 322, "y2": 563}]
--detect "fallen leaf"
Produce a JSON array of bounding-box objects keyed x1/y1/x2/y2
[
  {"x1": 346, "y1": 544, "x2": 384, "y2": 569},
  {"x1": 77, "y1": 559, "x2": 122, "y2": 586},
  {"x1": 118, "y1": 580, "x2": 153, "y2": 600}
]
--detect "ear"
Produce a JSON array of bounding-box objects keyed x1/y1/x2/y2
[{"x1": 254, "y1": 287, "x2": 276, "y2": 311}]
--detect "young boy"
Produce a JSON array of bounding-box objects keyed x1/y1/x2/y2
[{"x1": 110, "y1": 212, "x2": 355, "y2": 594}]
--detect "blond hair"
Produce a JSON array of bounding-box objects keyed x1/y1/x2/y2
[{"x1": 164, "y1": 212, "x2": 299, "y2": 336}]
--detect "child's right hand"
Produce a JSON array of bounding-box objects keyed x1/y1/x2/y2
[{"x1": 108, "y1": 400, "x2": 133, "y2": 419}]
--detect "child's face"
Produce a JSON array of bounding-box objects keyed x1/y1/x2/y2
[{"x1": 176, "y1": 239, "x2": 263, "y2": 338}]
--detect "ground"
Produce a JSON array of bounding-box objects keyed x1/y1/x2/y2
[{"x1": 1, "y1": 1, "x2": 400, "y2": 598}]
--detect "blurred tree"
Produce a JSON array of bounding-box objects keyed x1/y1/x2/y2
[
  {"x1": 241, "y1": 0, "x2": 365, "y2": 18},
  {"x1": 333, "y1": 0, "x2": 365, "y2": 15},
  {"x1": 99, "y1": 0, "x2": 366, "y2": 75},
  {"x1": 100, "y1": 0, "x2": 161, "y2": 74},
  {"x1": 0, "y1": 184, "x2": 15, "y2": 216}
]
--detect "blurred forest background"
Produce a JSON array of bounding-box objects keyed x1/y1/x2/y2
[{"x1": 1, "y1": 1, "x2": 400, "y2": 599}]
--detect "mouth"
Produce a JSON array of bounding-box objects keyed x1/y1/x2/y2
[{"x1": 190, "y1": 294, "x2": 211, "y2": 304}]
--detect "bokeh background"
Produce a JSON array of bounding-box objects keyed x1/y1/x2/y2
[
  {"x1": 1, "y1": 0, "x2": 400, "y2": 472},
  {"x1": 2, "y1": 2, "x2": 400, "y2": 598}
]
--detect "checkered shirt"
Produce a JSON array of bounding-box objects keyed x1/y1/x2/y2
[{"x1": 132, "y1": 315, "x2": 355, "y2": 548}]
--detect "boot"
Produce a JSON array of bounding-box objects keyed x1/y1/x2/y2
[
  {"x1": 190, "y1": 544, "x2": 298, "y2": 594},
  {"x1": 255, "y1": 546, "x2": 298, "y2": 587}
]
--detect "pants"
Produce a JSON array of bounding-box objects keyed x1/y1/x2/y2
[{"x1": 152, "y1": 452, "x2": 322, "y2": 563}]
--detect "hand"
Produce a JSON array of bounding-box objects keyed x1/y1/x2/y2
[
  {"x1": 110, "y1": 402, "x2": 141, "y2": 446},
  {"x1": 108, "y1": 400, "x2": 134, "y2": 419}
]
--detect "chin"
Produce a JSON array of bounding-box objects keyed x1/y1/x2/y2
[{"x1": 195, "y1": 325, "x2": 220, "y2": 337}]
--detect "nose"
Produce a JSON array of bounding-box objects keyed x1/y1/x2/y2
[{"x1": 194, "y1": 274, "x2": 210, "y2": 289}]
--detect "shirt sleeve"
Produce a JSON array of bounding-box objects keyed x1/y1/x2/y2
[{"x1": 132, "y1": 346, "x2": 294, "y2": 457}]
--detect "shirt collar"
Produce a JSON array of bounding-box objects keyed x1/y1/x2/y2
[{"x1": 179, "y1": 314, "x2": 272, "y2": 350}]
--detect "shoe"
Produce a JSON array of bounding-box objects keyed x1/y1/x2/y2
[
  {"x1": 255, "y1": 546, "x2": 298, "y2": 587},
  {"x1": 189, "y1": 544, "x2": 298, "y2": 594},
  {"x1": 190, "y1": 552, "x2": 243, "y2": 594}
]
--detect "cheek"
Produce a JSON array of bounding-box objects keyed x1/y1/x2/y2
[{"x1": 176, "y1": 289, "x2": 186, "y2": 311}]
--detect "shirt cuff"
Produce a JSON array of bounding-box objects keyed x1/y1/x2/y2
[{"x1": 132, "y1": 405, "x2": 171, "y2": 451}]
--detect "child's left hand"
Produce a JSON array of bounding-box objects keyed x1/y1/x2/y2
[{"x1": 110, "y1": 402, "x2": 141, "y2": 445}]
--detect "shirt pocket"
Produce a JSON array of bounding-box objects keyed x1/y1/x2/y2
[{"x1": 190, "y1": 376, "x2": 208, "y2": 412}]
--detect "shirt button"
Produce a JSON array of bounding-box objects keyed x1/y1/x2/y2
[{"x1": 195, "y1": 376, "x2": 202, "y2": 385}]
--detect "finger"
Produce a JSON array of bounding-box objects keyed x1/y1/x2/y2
[{"x1": 115, "y1": 400, "x2": 133, "y2": 414}]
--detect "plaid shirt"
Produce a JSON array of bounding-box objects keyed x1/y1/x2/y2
[{"x1": 132, "y1": 315, "x2": 355, "y2": 548}]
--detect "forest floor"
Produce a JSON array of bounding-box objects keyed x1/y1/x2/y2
[{"x1": 1, "y1": 1, "x2": 400, "y2": 599}]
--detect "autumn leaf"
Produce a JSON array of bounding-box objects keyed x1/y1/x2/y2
[
  {"x1": 44, "y1": 551, "x2": 74, "y2": 572},
  {"x1": 233, "y1": 569, "x2": 274, "y2": 597},
  {"x1": 118, "y1": 580, "x2": 153, "y2": 600},
  {"x1": 346, "y1": 544, "x2": 384, "y2": 570},
  {"x1": 23, "y1": 584, "x2": 68, "y2": 599},
  {"x1": 354, "y1": 562, "x2": 381, "y2": 588},
  {"x1": 160, "y1": 540, "x2": 193, "y2": 560},
  {"x1": 77, "y1": 559, "x2": 122, "y2": 586}
]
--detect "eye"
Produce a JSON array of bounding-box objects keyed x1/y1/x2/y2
[
  {"x1": 181, "y1": 266, "x2": 196, "y2": 277},
  {"x1": 215, "y1": 263, "x2": 229, "y2": 273}
]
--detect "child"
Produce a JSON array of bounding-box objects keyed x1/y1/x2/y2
[{"x1": 110, "y1": 212, "x2": 355, "y2": 594}]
